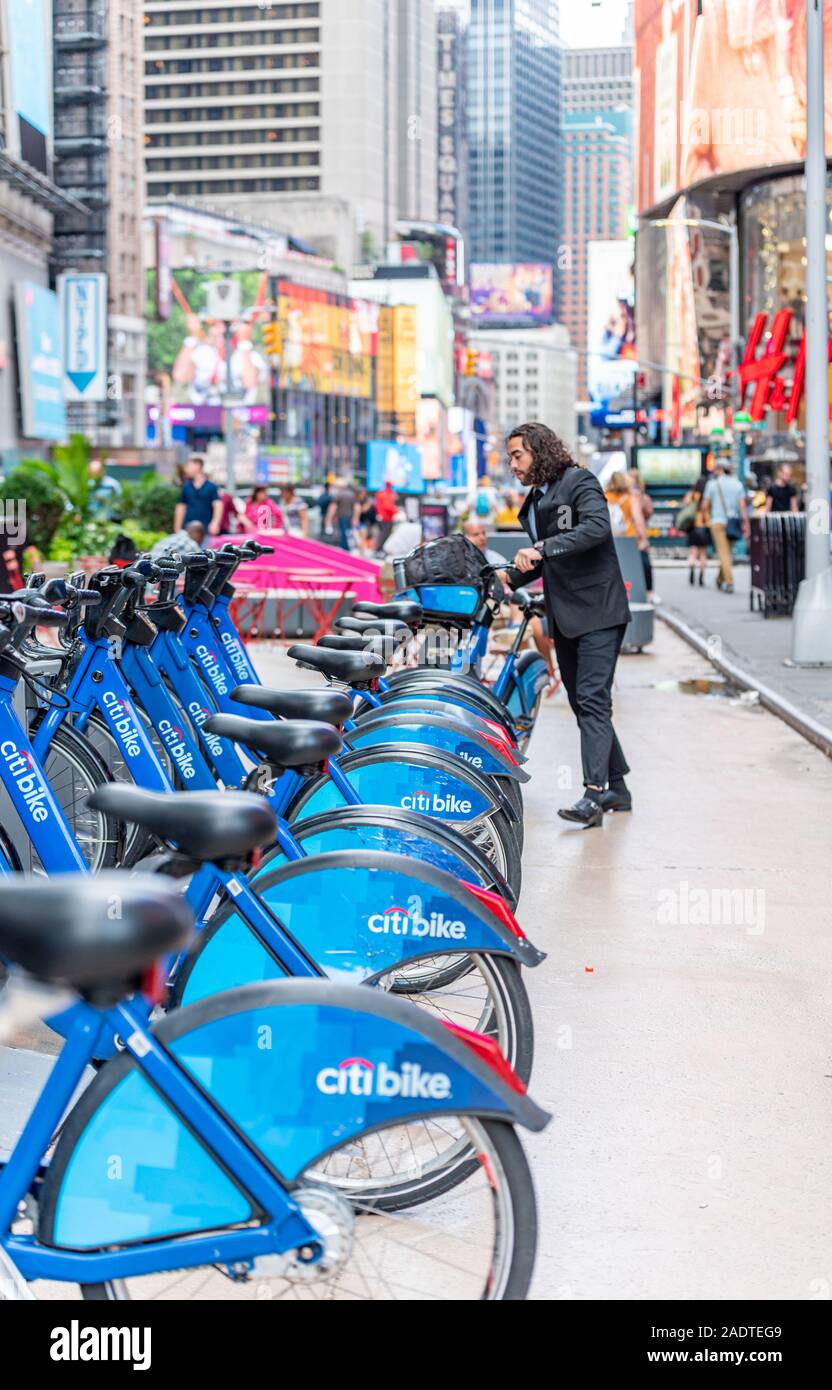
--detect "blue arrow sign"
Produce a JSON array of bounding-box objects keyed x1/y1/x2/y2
[{"x1": 59, "y1": 273, "x2": 107, "y2": 403}]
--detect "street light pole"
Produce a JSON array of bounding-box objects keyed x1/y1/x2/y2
[
  {"x1": 224, "y1": 321, "x2": 235, "y2": 494},
  {"x1": 791, "y1": 0, "x2": 832, "y2": 663}
]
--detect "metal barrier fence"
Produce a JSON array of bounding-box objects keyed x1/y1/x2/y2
[{"x1": 749, "y1": 514, "x2": 806, "y2": 617}]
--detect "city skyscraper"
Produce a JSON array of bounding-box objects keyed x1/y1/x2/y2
[
  {"x1": 53, "y1": 0, "x2": 146, "y2": 447},
  {"x1": 466, "y1": 0, "x2": 561, "y2": 266},
  {"x1": 143, "y1": 0, "x2": 438, "y2": 271},
  {"x1": 560, "y1": 42, "x2": 633, "y2": 398}
]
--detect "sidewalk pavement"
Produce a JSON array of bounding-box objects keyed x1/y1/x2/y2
[
  {"x1": 655, "y1": 561, "x2": 832, "y2": 736},
  {"x1": 2, "y1": 625, "x2": 831, "y2": 1300}
]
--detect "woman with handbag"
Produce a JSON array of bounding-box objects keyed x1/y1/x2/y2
[
  {"x1": 677, "y1": 476, "x2": 710, "y2": 586},
  {"x1": 702, "y1": 462, "x2": 750, "y2": 593}
]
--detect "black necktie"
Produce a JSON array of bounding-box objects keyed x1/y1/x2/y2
[{"x1": 529, "y1": 488, "x2": 543, "y2": 543}]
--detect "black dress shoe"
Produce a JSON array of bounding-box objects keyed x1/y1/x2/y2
[
  {"x1": 597, "y1": 787, "x2": 633, "y2": 813},
  {"x1": 558, "y1": 795, "x2": 604, "y2": 827}
]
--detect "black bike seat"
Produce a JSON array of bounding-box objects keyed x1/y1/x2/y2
[
  {"x1": 352, "y1": 600, "x2": 423, "y2": 626},
  {"x1": 0, "y1": 874, "x2": 192, "y2": 996},
  {"x1": 203, "y1": 715, "x2": 342, "y2": 767},
  {"x1": 287, "y1": 644, "x2": 386, "y2": 687},
  {"x1": 232, "y1": 684, "x2": 353, "y2": 724},
  {"x1": 317, "y1": 633, "x2": 378, "y2": 653},
  {"x1": 89, "y1": 785, "x2": 277, "y2": 862},
  {"x1": 335, "y1": 616, "x2": 409, "y2": 638}
]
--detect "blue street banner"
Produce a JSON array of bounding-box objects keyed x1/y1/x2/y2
[
  {"x1": 6, "y1": 0, "x2": 51, "y2": 174},
  {"x1": 59, "y1": 273, "x2": 108, "y2": 402},
  {"x1": 14, "y1": 283, "x2": 66, "y2": 443}
]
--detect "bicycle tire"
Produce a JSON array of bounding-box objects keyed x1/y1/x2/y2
[
  {"x1": 76, "y1": 1117, "x2": 537, "y2": 1301},
  {"x1": 82, "y1": 712, "x2": 179, "y2": 867}
]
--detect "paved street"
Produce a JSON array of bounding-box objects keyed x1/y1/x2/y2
[
  {"x1": 657, "y1": 560, "x2": 832, "y2": 735},
  {"x1": 2, "y1": 624, "x2": 831, "y2": 1299}
]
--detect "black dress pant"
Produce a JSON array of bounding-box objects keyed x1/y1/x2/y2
[{"x1": 552, "y1": 623, "x2": 629, "y2": 789}]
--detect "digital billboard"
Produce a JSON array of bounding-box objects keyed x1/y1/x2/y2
[
  {"x1": 586, "y1": 241, "x2": 636, "y2": 423},
  {"x1": 146, "y1": 269, "x2": 377, "y2": 409},
  {"x1": 6, "y1": 0, "x2": 51, "y2": 174},
  {"x1": 366, "y1": 441, "x2": 425, "y2": 495},
  {"x1": 635, "y1": 447, "x2": 704, "y2": 488},
  {"x1": 469, "y1": 264, "x2": 554, "y2": 327},
  {"x1": 635, "y1": 0, "x2": 832, "y2": 211}
]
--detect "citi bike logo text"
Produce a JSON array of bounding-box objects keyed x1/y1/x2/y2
[
  {"x1": 457, "y1": 750, "x2": 483, "y2": 768},
  {"x1": 368, "y1": 903, "x2": 467, "y2": 941},
  {"x1": 401, "y1": 790, "x2": 473, "y2": 815},
  {"x1": 316, "y1": 1057, "x2": 452, "y2": 1100},
  {"x1": 158, "y1": 720, "x2": 195, "y2": 780},
  {"x1": 196, "y1": 645, "x2": 229, "y2": 695},
  {"x1": 101, "y1": 691, "x2": 142, "y2": 758},
  {"x1": 188, "y1": 702, "x2": 224, "y2": 756},
  {"x1": 1, "y1": 742, "x2": 49, "y2": 823},
  {"x1": 221, "y1": 631, "x2": 252, "y2": 681}
]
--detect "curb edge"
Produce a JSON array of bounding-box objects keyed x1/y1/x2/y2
[{"x1": 656, "y1": 607, "x2": 832, "y2": 760}]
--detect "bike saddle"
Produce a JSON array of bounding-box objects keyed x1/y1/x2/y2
[
  {"x1": 335, "y1": 616, "x2": 410, "y2": 638},
  {"x1": 317, "y1": 633, "x2": 380, "y2": 653},
  {"x1": 89, "y1": 785, "x2": 278, "y2": 863},
  {"x1": 231, "y1": 684, "x2": 353, "y2": 725},
  {"x1": 287, "y1": 644, "x2": 386, "y2": 688},
  {"x1": 352, "y1": 600, "x2": 423, "y2": 627},
  {"x1": 203, "y1": 715, "x2": 343, "y2": 769},
  {"x1": 0, "y1": 875, "x2": 192, "y2": 1001},
  {"x1": 511, "y1": 587, "x2": 546, "y2": 613}
]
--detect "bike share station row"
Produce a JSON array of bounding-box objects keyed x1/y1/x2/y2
[{"x1": 0, "y1": 533, "x2": 556, "y2": 1303}]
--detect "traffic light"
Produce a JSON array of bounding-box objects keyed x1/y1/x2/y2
[
  {"x1": 262, "y1": 320, "x2": 282, "y2": 358},
  {"x1": 464, "y1": 349, "x2": 480, "y2": 377}
]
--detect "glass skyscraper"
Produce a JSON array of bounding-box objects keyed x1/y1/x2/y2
[{"x1": 467, "y1": 0, "x2": 561, "y2": 265}]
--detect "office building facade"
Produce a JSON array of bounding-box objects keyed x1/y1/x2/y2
[
  {"x1": 468, "y1": 323, "x2": 576, "y2": 451},
  {"x1": 52, "y1": 0, "x2": 146, "y2": 447},
  {"x1": 467, "y1": 0, "x2": 561, "y2": 265},
  {"x1": 143, "y1": 0, "x2": 437, "y2": 271},
  {"x1": 560, "y1": 43, "x2": 633, "y2": 398}
]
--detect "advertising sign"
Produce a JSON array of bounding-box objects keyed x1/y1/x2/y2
[
  {"x1": 469, "y1": 264, "x2": 554, "y2": 327},
  {"x1": 58, "y1": 273, "x2": 107, "y2": 402},
  {"x1": 278, "y1": 282, "x2": 375, "y2": 399},
  {"x1": 636, "y1": 0, "x2": 832, "y2": 211},
  {"x1": 367, "y1": 441, "x2": 425, "y2": 496},
  {"x1": 586, "y1": 241, "x2": 636, "y2": 422},
  {"x1": 6, "y1": 0, "x2": 51, "y2": 174},
  {"x1": 15, "y1": 283, "x2": 66, "y2": 443},
  {"x1": 436, "y1": 6, "x2": 467, "y2": 244},
  {"x1": 392, "y1": 305, "x2": 418, "y2": 416},
  {"x1": 634, "y1": 447, "x2": 704, "y2": 488}
]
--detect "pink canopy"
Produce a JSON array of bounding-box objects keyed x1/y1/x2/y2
[{"x1": 210, "y1": 530, "x2": 382, "y2": 605}]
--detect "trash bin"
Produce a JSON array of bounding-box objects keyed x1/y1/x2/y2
[{"x1": 614, "y1": 536, "x2": 654, "y2": 652}]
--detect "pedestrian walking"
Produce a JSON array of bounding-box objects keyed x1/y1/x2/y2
[
  {"x1": 280, "y1": 484, "x2": 308, "y2": 537},
  {"x1": 374, "y1": 480, "x2": 399, "y2": 551},
  {"x1": 677, "y1": 475, "x2": 710, "y2": 586},
  {"x1": 702, "y1": 461, "x2": 750, "y2": 593},
  {"x1": 243, "y1": 485, "x2": 283, "y2": 532},
  {"x1": 765, "y1": 463, "x2": 799, "y2": 514},
  {"x1": 173, "y1": 454, "x2": 223, "y2": 537},
  {"x1": 505, "y1": 423, "x2": 631, "y2": 828},
  {"x1": 628, "y1": 468, "x2": 659, "y2": 603},
  {"x1": 326, "y1": 475, "x2": 358, "y2": 550}
]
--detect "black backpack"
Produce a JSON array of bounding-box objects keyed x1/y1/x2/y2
[{"x1": 394, "y1": 534, "x2": 493, "y2": 591}]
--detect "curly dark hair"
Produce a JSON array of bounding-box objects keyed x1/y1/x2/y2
[{"x1": 505, "y1": 423, "x2": 577, "y2": 486}]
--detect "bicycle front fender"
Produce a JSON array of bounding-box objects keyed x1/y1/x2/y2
[
  {"x1": 344, "y1": 713, "x2": 530, "y2": 783},
  {"x1": 289, "y1": 744, "x2": 520, "y2": 827},
  {"x1": 255, "y1": 804, "x2": 517, "y2": 908},
  {"x1": 246, "y1": 850, "x2": 541, "y2": 979}
]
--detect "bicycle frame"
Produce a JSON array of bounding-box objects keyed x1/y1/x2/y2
[
  {"x1": 0, "y1": 673, "x2": 89, "y2": 874},
  {"x1": 0, "y1": 995, "x2": 322, "y2": 1284}
]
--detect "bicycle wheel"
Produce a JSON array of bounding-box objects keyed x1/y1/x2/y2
[
  {"x1": 33, "y1": 723, "x2": 121, "y2": 872},
  {"x1": 76, "y1": 1117, "x2": 537, "y2": 1301},
  {"x1": 460, "y1": 805, "x2": 521, "y2": 900}
]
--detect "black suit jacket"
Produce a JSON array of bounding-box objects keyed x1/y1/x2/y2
[{"x1": 506, "y1": 467, "x2": 631, "y2": 639}]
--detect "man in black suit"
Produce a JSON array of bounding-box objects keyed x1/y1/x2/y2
[{"x1": 504, "y1": 423, "x2": 632, "y2": 827}]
